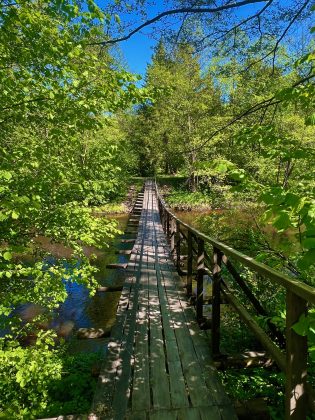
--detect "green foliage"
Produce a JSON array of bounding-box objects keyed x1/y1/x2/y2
[
  {"x1": 125, "y1": 42, "x2": 222, "y2": 178},
  {"x1": 166, "y1": 190, "x2": 211, "y2": 211},
  {"x1": 42, "y1": 351, "x2": 102, "y2": 417},
  {"x1": 0, "y1": 1, "x2": 144, "y2": 415},
  {"x1": 218, "y1": 367, "x2": 285, "y2": 419},
  {"x1": 0, "y1": 338, "x2": 102, "y2": 418},
  {"x1": 293, "y1": 309, "x2": 315, "y2": 362},
  {"x1": 0, "y1": 331, "x2": 63, "y2": 418}
]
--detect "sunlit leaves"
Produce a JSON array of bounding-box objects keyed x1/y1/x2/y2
[
  {"x1": 0, "y1": 2, "x2": 141, "y2": 416},
  {"x1": 293, "y1": 309, "x2": 315, "y2": 360}
]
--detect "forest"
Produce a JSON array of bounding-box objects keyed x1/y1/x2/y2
[{"x1": 0, "y1": 0, "x2": 314, "y2": 418}]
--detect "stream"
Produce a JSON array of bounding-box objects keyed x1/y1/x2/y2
[
  {"x1": 13, "y1": 214, "x2": 131, "y2": 355},
  {"x1": 14, "y1": 208, "x2": 300, "y2": 357}
]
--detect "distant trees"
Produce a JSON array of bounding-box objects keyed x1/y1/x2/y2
[
  {"x1": 125, "y1": 24, "x2": 315, "y2": 269},
  {"x1": 126, "y1": 42, "x2": 222, "y2": 188}
]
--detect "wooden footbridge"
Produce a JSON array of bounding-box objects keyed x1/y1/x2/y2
[{"x1": 91, "y1": 181, "x2": 315, "y2": 420}]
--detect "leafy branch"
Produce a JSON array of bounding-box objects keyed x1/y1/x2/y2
[{"x1": 94, "y1": 0, "x2": 269, "y2": 45}]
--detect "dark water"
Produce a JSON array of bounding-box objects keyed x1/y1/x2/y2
[
  {"x1": 62, "y1": 214, "x2": 130, "y2": 353},
  {"x1": 12, "y1": 214, "x2": 131, "y2": 354},
  {"x1": 175, "y1": 209, "x2": 301, "y2": 256}
]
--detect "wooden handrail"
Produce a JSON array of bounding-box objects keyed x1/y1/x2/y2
[
  {"x1": 156, "y1": 185, "x2": 315, "y2": 304},
  {"x1": 155, "y1": 180, "x2": 314, "y2": 419}
]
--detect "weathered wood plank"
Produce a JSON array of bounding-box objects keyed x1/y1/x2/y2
[
  {"x1": 199, "y1": 406, "x2": 222, "y2": 420},
  {"x1": 132, "y1": 276, "x2": 150, "y2": 412},
  {"x1": 148, "y1": 277, "x2": 171, "y2": 409},
  {"x1": 168, "y1": 360, "x2": 190, "y2": 409},
  {"x1": 177, "y1": 407, "x2": 201, "y2": 420},
  {"x1": 220, "y1": 405, "x2": 239, "y2": 420},
  {"x1": 92, "y1": 181, "x2": 235, "y2": 419},
  {"x1": 127, "y1": 410, "x2": 147, "y2": 420},
  {"x1": 149, "y1": 410, "x2": 178, "y2": 420}
]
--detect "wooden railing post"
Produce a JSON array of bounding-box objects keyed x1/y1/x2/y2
[
  {"x1": 187, "y1": 231, "x2": 193, "y2": 297},
  {"x1": 176, "y1": 221, "x2": 181, "y2": 273},
  {"x1": 196, "y1": 238, "x2": 204, "y2": 321},
  {"x1": 285, "y1": 291, "x2": 308, "y2": 419},
  {"x1": 166, "y1": 212, "x2": 170, "y2": 239},
  {"x1": 170, "y1": 218, "x2": 176, "y2": 257},
  {"x1": 162, "y1": 207, "x2": 167, "y2": 232},
  {"x1": 212, "y1": 247, "x2": 222, "y2": 356}
]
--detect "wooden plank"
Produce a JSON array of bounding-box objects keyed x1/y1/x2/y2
[
  {"x1": 171, "y1": 289, "x2": 233, "y2": 409},
  {"x1": 220, "y1": 405, "x2": 238, "y2": 420},
  {"x1": 91, "y1": 279, "x2": 135, "y2": 416},
  {"x1": 148, "y1": 279, "x2": 171, "y2": 409},
  {"x1": 149, "y1": 410, "x2": 178, "y2": 420},
  {"x1": 174, "y1": 327, "x2": 214, "y2": 407},
  {"x1": 177, "y1": 407, "x2": 201, "y2": 420},
  {"x1": 109, "y1": 189, "x2": 150, "y2": 418},
  {"x1": 127, "y1": 410, "x2": 147, "y2": 420},
  {"x1": 199, "y1": 406, "x2": 221, "y2": 420},
  {"x1": 111, "y1": 281, "x2": 138, "y2": 418},
  {"x1": 153, "y1": 256, "x2": 190, "y2": 410},
  {"x1": 168, "y1": 361, "x2": 190, "y2": 409},
  {"x1": 132, "y1": 277, "x2": 150, "y2": 412}
]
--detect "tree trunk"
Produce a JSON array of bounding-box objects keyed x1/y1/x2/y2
[
  {"x1": 189, "y1": 152, "x2": 196, "y2": 192},
  {"x1": 282, "y1": 160, "x2": 294, "y2": 189},
  {"x1": 187, "y1": 115, "x2": 197, "y2": 192}
]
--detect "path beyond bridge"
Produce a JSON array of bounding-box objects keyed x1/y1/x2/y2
[{"x1": 91, "y1": 181, "x2": 236, "y2": 419}]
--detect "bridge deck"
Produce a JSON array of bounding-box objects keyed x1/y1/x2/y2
[{"x1": 92, "y1": 181, "x2": 236, "y2": 419}]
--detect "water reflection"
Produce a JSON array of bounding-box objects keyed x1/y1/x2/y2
[
  {"x1": 10, "y1": 213, "x2": 130, "y2": 354},
  {"x1": 59, "y1": 213, "x2": 130, "y2": 353}
]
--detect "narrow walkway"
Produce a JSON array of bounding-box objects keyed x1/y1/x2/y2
[{"x1": 92, "y1": 181, "x2": 236, "y2": 419}]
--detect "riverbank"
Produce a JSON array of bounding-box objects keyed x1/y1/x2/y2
[
  {"x1": 157, "y1": 175, "x2": 258, "y2": 212},
  {"x1": 94, "y1": 177, "x2": 144, "y2": 214}
]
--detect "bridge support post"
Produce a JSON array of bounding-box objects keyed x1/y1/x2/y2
[
  {"x1": 162, "y1": 208, "x2": 167, "y2": 233},
  {"x1": 176, "y1": 221, "x2": 181, "y2": 273},
  {"x1": 170, "y1": 218, "x2": 176, "y2": 257},
  {"x1": 196, "y1": 238, "x2": 204, "y2": 321},
  {"x1": 212, "y1": 247, "x2": 222, "y2": 357},
  {"x1": 187, "y1": 231, "x2": 193, "y2": 297},
  {"x1": 285, "y1": 291, "x2": 308, "y2": 420},
  {"x1": 164, "y1": 209, "x2": 168, "y2": 233},
  {"x1": 166, "y1": 212, "x2": 170, "y2": 239}
]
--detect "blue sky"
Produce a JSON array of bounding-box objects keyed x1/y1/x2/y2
[
  {"x1": 106, "y1": 1, "x2": 306, "y2": 78},
  {"x1": 112, "y1": 2, "x2": 264, "y2": 78},
  {"x1": 119, "y1": 31, "x2": 156, "y2": 77}
]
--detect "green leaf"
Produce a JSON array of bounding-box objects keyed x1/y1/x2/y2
[
  {"x1": 297, "y1": 249, "x2": 315, "y2": 269},
  {"x1": 3, "y1": 251, "x2": 12, "y2": 261},
  {"x1": 305, "y1": 114, "x2": 315, "y2": 126},
  {"x1": 302, "y1": 237, "x2": 315, "y2": 249},
  {"x1": 292, "y1": 313, "x2": 309, "y2": 336},
  {"x1": 273, "y1": 212, "x2": 291, "y2": 231},
  {"x1": 11, "y1": 210, "x2": 19, "y2": 219}
]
